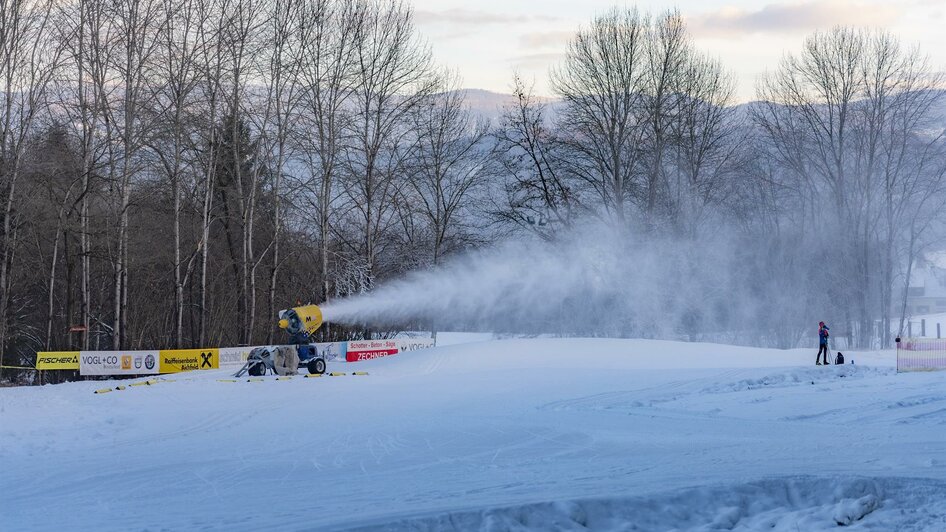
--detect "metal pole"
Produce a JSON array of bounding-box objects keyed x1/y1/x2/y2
[{"x1": 922, "y1": 319, "x2": 926, "y2": 337}]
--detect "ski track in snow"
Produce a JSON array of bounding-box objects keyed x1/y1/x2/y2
[{"x1": 1, "y1": 337, "x2": 945, "y2": 531}]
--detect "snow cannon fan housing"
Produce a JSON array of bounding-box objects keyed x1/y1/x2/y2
[{"x1": 278, "y1": 304, "x2": 323, "y2": 342}]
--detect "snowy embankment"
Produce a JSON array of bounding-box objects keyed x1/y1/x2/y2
[{"x1": 1, "y1": 337, "x2": 945, "y2": 531}]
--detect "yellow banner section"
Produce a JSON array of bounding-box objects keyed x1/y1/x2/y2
[
  {"x1": 36, "y1": 352, "x2": 80, "y2": 370},
  {"x1": 158, "y1": 348, "x2": 219, "y2": 373}
]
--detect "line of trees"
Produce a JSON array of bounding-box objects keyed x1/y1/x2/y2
[
  {"x1": 1, "y1": 2, "x2": 944, "y2": 381},
  {"x1": 493, "y1": 10, "x2": 945, "y2": 349}
]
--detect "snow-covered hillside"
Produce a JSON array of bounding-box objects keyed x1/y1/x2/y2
[{"x1": 2, "y1": 338, "x2": 945, "y2": 531}]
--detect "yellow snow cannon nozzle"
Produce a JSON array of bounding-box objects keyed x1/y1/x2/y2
[{"x1": 278, "y1": 304, "x2": 324, "y2": 338}]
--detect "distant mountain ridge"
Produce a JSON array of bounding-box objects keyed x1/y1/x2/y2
[
  {"x1": 452, "y1": 88, "x2": 558, "y2": 124},
  {"x1": 455, "y1": 88, "x2": 946, "y2": 130}
]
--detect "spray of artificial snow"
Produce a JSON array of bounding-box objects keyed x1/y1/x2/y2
[{"x1": 318, "y1": 221, "x2": 761, "y2": 338}]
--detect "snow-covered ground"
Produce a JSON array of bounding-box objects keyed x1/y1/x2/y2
[{"x1": 2, "y1": 337, "x2": 945, "y2": 531}]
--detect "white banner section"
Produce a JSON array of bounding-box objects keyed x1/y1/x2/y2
[
  {"x1": 218, "y1": 347, "x2": 255, "y2": 367},
  {"x1": 345, "y1": 338, "x2": 436, "y2": 362},
  {"x1": 219, "y1": 338, "x2": 435, "y2": 366},
  {"x1": 80, "y1": 350, "x2": 160, "y2": 376}
]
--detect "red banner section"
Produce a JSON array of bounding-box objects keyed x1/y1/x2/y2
[{"x1": 346, "y1": 340, "x2": 399, "y2": 362}]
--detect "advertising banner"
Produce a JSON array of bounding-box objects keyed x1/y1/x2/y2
[
  {"x1": 159, "y1": 348, "x2": 219, "y2": 373},
  {"x1": 219, "y1": 344, "x2": 343, "y2": 367},
  {"x1": 35, "y1": 351, "x2": 80, "y2": 370},
  {"x1": 218, "y1": 347, "x2": 247, "y2": 367},
  {"x1": 58, "y1": 337, "x2": 435, "y2": 374},
  {"x1": 80, "y1": 350, "x2": 160, "y2": 376},
  {"x1": 345, "y1": 338, "x2": 435, "y2": 362},
  {"x1": 313, "y1": 341, "x2": 347, "y2": 362},
  {"x1": 346, "y1": 339, "x2": 398, "y2": 362},
  {"x1": 218, "y1": 342, "x2": 349, "y2": 366},
  {"x1": 396, "y1": 338, "x2": 436, "y2": 353}
]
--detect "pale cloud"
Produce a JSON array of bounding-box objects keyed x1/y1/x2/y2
[
  {"x1": 409, "y1": 0, "x2": 944, "y2": 102},
  {"x1": 415, "y1": 8, "x2": 556, "y2": 27},
  {"x1": 687, "y1": 1, "x2": 901, "y2": 38},
  {"x1": 519, "y1": 31, "x2": 574, "y2": 50},
  {"x1": 508, "y1": 52, "x2": 566, "y2": 70}
]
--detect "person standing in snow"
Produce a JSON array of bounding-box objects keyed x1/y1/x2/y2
[{"x1": 816, "y1": 321, "x2": 830, "y2": 365}]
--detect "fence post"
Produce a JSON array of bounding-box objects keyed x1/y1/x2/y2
[
  {"x1": 922, "y1": 319, "x2": 926, "y2": 337},
  {"x1": 938, "y1": 323, "x2": 941, "y2": 339}
]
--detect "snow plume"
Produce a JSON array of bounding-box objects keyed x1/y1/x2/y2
[{"x1": 319, "y1": 221, "x2": 764, "y2": 340}]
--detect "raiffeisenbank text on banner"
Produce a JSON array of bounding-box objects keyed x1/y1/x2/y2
[{"x1": 159, "y1": 348, "x2": 219, "y2": 373}]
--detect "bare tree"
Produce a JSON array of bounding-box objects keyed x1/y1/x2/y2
[
  {"x1": 191, "y1": 0, "x2": 229, "y2": 346},
  {"x1": 639, "y1": 10, "x2": 689, "y2": 228},
  {"x1": 214, "y1": 0, "x2": 267, "y2": 345},
  {"x1": 342, "y1": 0, "x2": 437, "y2": 287},
  {"x1": 55, "y1": 0, "x2": 116, "y2": 351},
  {"x1": 864, "y1": 35, "x2": 946, "y2": 343},
  {"x1": 0, "y1": 0, "x2": 63, "y2": 375},
  {"x1": 147, "y1": 0, "x2": 205, "y2": 347},
  {"x1": 19, "y1": 128, "x2": 84, "y2": 351},
  {"x1": 755, "y1": 27, "x2": 945, "y2": 347},
  {"x1": 103, "y1": 0, "x2": 164, "y2": 349},
  {"x1": 260, "y1": 0, "x2": 303, "y2": 342},
  {"x1": 295, "y1": 0, "x2": 358, "y2": 305},
  {"x1": 493, "y1": 75, "x2": 574, "y2": 238},
  {"x1": 404, "y1": 75, "x2": 490, "y2": 265},
  {"x1": 669, "y1": 53, "x2": 739, "y2": 236},
  {"x1": 551, "y1": 8, "x2": 739, "y2": 235},
  {"x1": 551, "y1": 7, "x2": 649, "y2": 227}
]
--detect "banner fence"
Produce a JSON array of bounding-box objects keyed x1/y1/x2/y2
[
  {"x1": 896, "y1": 337, "x2": 946, "y2": 372},
  {"x1": 35, "y1": 337, "x2": 436, "y2": 376}
]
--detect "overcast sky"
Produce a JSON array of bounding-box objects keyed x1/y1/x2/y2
[{"x1": 411, "y1": 0, "x2": 946, "y2": 102}]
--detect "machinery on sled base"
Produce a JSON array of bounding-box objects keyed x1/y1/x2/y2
[{"x1": 234, "y1": 304, "x2": 327, "y2": 377}]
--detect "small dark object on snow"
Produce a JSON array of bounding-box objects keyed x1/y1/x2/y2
[{"x1": 835, "y1": 352, "x2": 844, "y2": 365}]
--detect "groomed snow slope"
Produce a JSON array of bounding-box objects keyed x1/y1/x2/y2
[{"x1": 1, "y1": 338, "x2": 945, "y2": 531}]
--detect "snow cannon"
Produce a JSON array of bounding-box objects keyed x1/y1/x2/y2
[
  {"x1": 278, "y1": 304, "x2": 323, "y2": 343},
  {"x1": 236, "y1": 304, "x2": 328, "y2": 378}
]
